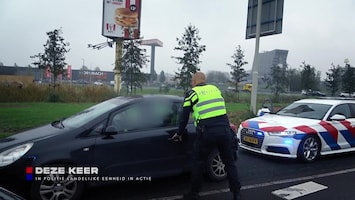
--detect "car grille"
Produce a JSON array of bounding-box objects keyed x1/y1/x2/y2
[{"x1": 240, "y1": 128, "x2": 264, "y2": 149}]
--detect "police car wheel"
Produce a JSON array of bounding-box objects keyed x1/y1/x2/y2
[
  {"x1": 30, "y1": 165, "x2": 85, "y2": 200},
  {"x1": 206, "y1": 150, "x2": 227, "y2": 181},
  {"x1": 297, "y1": 135, "x2": 321, "y2": 162}
]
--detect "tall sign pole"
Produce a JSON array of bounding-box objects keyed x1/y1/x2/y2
[
  {"x1": 114, "y1": 39, "x2": 123, "y2": 93},
  {"x1": 102, "y1": 0, "x2": 142, "y2": 94},
  {"x1": 250, "y1": 0, "x2": 262, "y2": 114},
  {"x1": 246, "y1": 0, "x2": 284, "y2": 114}
]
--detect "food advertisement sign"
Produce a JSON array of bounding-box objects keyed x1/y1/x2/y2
[{"x1": 102, "y1": 0, "x2": 141, "y2": 39}]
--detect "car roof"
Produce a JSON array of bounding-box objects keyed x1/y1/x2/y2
[
  {"x1": 296, "y1": 98, "x2": 355, "y2": 105},
  {"x1": 110, "y1": 94, "x2": 183, "y2": 103}
]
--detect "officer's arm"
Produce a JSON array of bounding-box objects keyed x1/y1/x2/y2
[
  {"x1": 177, "y1": 106, "x2": 192, "y2": 135},
  {"x1": 177, "y1": 90, "x2": 195, "y2": 135}
]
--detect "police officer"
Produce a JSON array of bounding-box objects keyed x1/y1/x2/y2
[{"x1": 171, "y1": 72, "x2": 241, "y2": 200}]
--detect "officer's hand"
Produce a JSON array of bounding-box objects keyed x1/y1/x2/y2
[{"x1": 169, "y1": 133, "x2": 182, "y2": 142}]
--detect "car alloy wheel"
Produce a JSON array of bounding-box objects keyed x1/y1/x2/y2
[
  {"x1": 298, "y1": 135, "x2": 320, "y2": 162},
  {"x1": 31, "y1": 167, "x2": 84, "y2": 200},
  {"x1": 206, "y1": 150, "x2": 227, "y2": 181}
]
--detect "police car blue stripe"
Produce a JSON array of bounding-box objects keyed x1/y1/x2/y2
[
  {"x1": 248, "y1": 121, "x2": 260, "y2": 130},
  {"x1": 339, "y1": 130, "x2": 355, "y2": 147},
  {"x1": 319, "y1": 132, "x2": 341, "y2": 150}
]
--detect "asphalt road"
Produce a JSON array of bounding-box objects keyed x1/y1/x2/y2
[{"x1": 83, "y1": 150, "x2": 355, "y2": 200}]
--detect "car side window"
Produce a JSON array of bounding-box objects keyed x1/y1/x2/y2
[
  {"x1": 348, "y1": 103, "x2": 355, "y2": 118},
  {"x1": 111, "y1": 106, "x2": 143, "y2": 133},
  {"x1": 329, "y1": 104, "x2": 351, "y2": 119},
  {"x1": 87, "y1": 121, "x2": 105, "y2": 136},
  {"x1": 164, "y1": 102, "x2": 181, "y2": 126},
  {"x1": 141, "y1": 101, "x2": 181, "y2": 128},
  {"x1": 110, "y1": 101, "x2": 181, "y2": 133}
]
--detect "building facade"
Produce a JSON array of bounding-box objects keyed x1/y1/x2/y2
[
  {"x1": 0, "y1": 66, "x2": 115, "y2": 84},
  {"x1": 258, "y1": 49, "x2": 288, "y2": 78}
]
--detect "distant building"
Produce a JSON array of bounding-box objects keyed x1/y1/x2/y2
[
  {"x1": 245, "y1": 49, "x2": 288, "y2": 84},
  {"x1": 0, "y1": 66, "x2": 115, "y2": 84},
  {"x1": 258, "y1": 49, "x2": 288, "y2": 78}
]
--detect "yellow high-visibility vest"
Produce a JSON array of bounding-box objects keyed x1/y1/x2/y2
[{"x1": 191, "y1": 85, "x2": 227, "y2": 125}]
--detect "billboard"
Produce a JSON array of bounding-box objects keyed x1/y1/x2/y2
[
  {"x1": 246, "y1": 0, "x2": 284, "y2": 39},
  {"x1": 102, "y1": 0, "x2": 141, "y2": 39}
]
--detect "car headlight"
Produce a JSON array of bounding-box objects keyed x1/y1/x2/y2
[
  {"x1": 0, "y1": 143, "x2": 33, "y2": 167},
  {"x1": 268, "y1": 131, "x2": 297, "y2": 137}
]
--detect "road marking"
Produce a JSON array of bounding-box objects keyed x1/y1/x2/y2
[
  {"x1": 271, "y1": 181, "x2": 328, "y2": 200},
  {"x1": 148, "y1": 167, "x2": 355, "y2": 200}
]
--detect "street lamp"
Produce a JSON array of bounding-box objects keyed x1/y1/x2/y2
[
  {"x1": 88, "y1": 40, "x2": 114, "y2": 50},
  {"x1": 81, "y1": 58, "x2": 85, "y2": 68}
]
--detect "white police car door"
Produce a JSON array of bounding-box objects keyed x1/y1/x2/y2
[{"x1": 326, "y1": 103, "x2": 355, "y2": 150}]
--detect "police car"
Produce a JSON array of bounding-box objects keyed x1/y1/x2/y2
[{"x1": 237, "y1": 98, "x2": 355, "y2": 162}]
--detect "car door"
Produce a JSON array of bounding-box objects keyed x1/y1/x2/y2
[
  {"x1": 327, "y1": 103, "x2": 355, "y2": 149},
  {"x1": 93, "y1": 100, "x2": 188, "y2": 178},
  {"x1": 341, "y1": 103, "x2": 355, "y2": 147}
]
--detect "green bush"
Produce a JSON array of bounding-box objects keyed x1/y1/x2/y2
[{"x1": 47, "y1": 92, "x2": 63, "y2": 102}]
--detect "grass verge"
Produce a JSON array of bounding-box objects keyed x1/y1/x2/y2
[{"x1": 0, "y1": 102, "x2": 94, "y2": 137}]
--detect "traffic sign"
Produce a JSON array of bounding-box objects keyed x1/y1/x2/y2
[{"x1": 246, "y1": 0, "x2": 284, "y2": 39}]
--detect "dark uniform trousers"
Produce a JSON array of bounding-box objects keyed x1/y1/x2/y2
[{"x1": 189, "y1": 125, "x2": 241, "y2": 194}]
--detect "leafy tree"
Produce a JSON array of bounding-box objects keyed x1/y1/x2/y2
[
  {"x1": 94, "y1": 66, "x2": 101, "y2": 71},
  {"x1": 173, "y1": 24, "x2": 206, "y2": 91},
  {"x1": 341, "y1": 62, "x2": 355, "y2": 94},
  {"x1": 31, "y1": 28, "x2": 70, "y2": 87},
  {"x1": 206, "y1": 71, "x2": 229, "y2": 84},
  {"x1": 263, "y1": 64, "x2": 288, "y2": 102},
  {"x1": 121, "y1": 39, "x2": 149, "y2": 95},
  {"x1": 324, "y1": 63, "x2": 342, "y2": 96},
  {"x1": 159, "y1": 70, "x2": 166, "y2": 83},
  {"x1": 151, "y1": 69, "x2": 157, "y2": 82},
  {"x1": 287, "y1": 68, "x2": 302, "y2": 92},
  {"x1": 300, "y1": 62, "x2": 320, "y2": 91},
  {"x1": 227, "y1": 45, "x2": 248, "y2": 99}
]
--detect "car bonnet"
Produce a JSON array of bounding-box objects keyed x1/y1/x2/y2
[
  {"x1": 0, "y1": 124, "x2": 64, "y2": 151},
  {"x1": 241, "y1": 114, "x2": 321, "y2": 132}
]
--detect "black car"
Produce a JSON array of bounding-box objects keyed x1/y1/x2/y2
[
  {"x1": 0, "y1": 95, "x2": 237, "y2": 200},
  {"x1": 0, "y1": 187, "x2": 25, "y2": 200},
  {"x1": 305, "y1": 90, "x2": 326, "y2": 97}
]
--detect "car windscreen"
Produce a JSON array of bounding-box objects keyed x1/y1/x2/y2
[
  {"x1": 62, "y1": 99, "x2": 125, "y2": 128},
  {"x1": 275, "y1": 102, "x2": 332, "y2": 120}
]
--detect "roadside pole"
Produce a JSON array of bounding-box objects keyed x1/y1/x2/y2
[
  {"x1": 114, "y1": 39, "x2": 123, "y2": 94},
  {"x1": 250, "y1": 0, "x2": 262, "y2": 114}
]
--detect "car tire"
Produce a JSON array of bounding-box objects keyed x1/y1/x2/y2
[
  {"x1": 206, "y1": 150, "x2": 227, "y2": 181},
  {"x1": 297, "y1": 135, "x2": 321, "y2": 162},
  {"x1": 30, "y1": 165, "x2": 85, "y2": 200}
]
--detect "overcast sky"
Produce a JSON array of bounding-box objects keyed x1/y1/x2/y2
[{"x1": 1, "y1": 0, "x2": 354, "y2": 78}]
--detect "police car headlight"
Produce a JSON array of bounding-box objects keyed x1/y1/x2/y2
[
  {"x1": 0, "y1": 143, "x2": 33, "y2": 167},
  {"x1": 268, "y1": 131, "x2": 296, "y2": 136}
]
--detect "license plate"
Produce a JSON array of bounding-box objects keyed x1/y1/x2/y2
[{"x1": 243, "y1": 135, "x2": 258, "y2": 145}]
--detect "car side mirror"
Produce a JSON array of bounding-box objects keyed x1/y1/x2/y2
[
  {"x1": 330, "y1": 114, "x2": 346, "y2": 121},
  {"x1": 104, "y1": 125, "x2": 118, "y2": 136}
]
